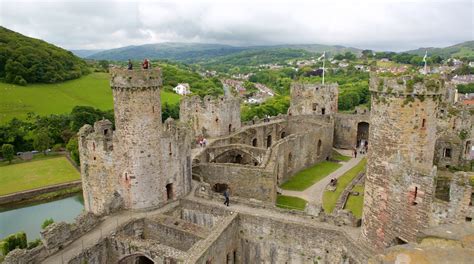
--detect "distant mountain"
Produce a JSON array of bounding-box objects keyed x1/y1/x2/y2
[
  {"x1": 0, "y1": 26, "x2": 88, "y2": 85},
  {"x1": 272, "y1": 44, "x2": 362, "y2": 56},
  {"x1": 86, "y1": 42, "x2": 361, "y2": 62},
  {"x1": 404, "y1": 41, "x2": 474, "y2": 59},
  {"x1": 87, "y1": 42, "x2": 246, "y2": 62},
  {"x1": 70, "y1": 49, "x2": 104, "y2": 58}
]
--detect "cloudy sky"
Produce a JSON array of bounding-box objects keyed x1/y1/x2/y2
[{"x1": 0, "y1": 0, "x2": 472, "y2": 51}]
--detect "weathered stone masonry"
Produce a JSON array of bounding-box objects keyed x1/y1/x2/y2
[
  {"x1": 361, "y1": 75, "x2": 443, "y2": 251},
  {"x1": 78, "y1": 68, "x2": 192, "y2": 214}
]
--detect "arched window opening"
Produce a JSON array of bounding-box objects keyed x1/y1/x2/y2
[
  {"x1": 266, "y1": 135, "x2": 272, "y2": 148},
  {"x1": 252, "y1": 138, "x2": 257, "y2": 147}
]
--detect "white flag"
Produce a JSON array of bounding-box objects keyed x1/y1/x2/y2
[
  {"x1": 422, "y1": 51, "x2": 428, "y2": 63},
  {"x1": 317, "y1": 52, "x2": 325, "y2": 61}
]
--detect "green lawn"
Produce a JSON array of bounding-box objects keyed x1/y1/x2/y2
[
  {"x1": 344, "y1": 184, "x2": 364, "y2": 218},
  {"x1": 322, "y1": 158, "x2": 366, "y2": 214},
  {"x1": 0, "y1": 156, "x2": 80, "y2": 195},
  {"x1": 280, "y1": 161, "x2": 342, "y2": 191},
  {"x1": 0, "y1": 73, "x2": 181, "y2": 123},
  {"x1": 332, "y1": 150, "x2": 351, "y2": 162},
  {"x1": 276, "y1": 195, "x2": 307, "y2": 211}
]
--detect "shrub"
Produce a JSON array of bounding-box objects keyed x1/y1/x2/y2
[
  {"x1": 41, "y1": 218, "x2": 54, "y2": 229},
  {"x1": 0, "y1": 232, "x2": 27, "y2": 255}
]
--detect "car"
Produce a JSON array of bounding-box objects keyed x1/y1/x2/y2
[{"x1": 31, "y1": 150, "x2": 39, "y2": 154}]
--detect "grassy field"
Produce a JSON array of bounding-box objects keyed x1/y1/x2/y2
[
  {"x1": 0, "y1": 72, "x2": 181, "y2": 123},
  {"x1": 322, "y1": 158, "x2": 366, "y2": 214},
  {"x1": 280, "y1": 161, "x2": 342, "y2": 191},
  {"x1": 344, "y1": 184, "x2": 364, "y2": 218},
  {"x1": 276, "y1": 195, "x2": 307, "y2": 211},
  {"x1": 0, "y1": 156, "x2": 80, "y2": 196}
]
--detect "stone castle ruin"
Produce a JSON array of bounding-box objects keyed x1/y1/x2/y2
[
  {"x1": 78, "y1": 68, "x2": 192, "y2": 214},
  {"x1": 180, "y1": 95, "x2": 241, "y2": 138},
  {"x1": 5, "y1": 68, "x2": 474, "y2": 264}
]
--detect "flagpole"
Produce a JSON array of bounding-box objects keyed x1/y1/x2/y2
[
  {"x1": 322, "y1": 52, "x2": 325, "y2": 85},
  {"x1": 423, "y1": 50, "x2": 427, "y2": 75}
]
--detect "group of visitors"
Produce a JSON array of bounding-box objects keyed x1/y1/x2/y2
[
  {"x1": 127, "y1": 58, "x2": 151, "y2": 70},
  {"x1": 353, "y1": 140, "x2": 369, "y2": 158},
  {"x1": 263, "y1": 115, "x2": 271, "y2": 122}
]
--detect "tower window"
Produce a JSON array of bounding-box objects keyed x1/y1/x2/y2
[
  {"x1": 321, "y1": 108, "x2": 326, "y2": 115},
  {"x1": 421, "y1": 119, "x2": 426, "y2": 129},
  {"x1": 412, "y1": 186, "x2": 418, "y2": 205},
  {"x1": 169, "y1": 142, "x2": 172, "y2": 156},
  {"x1": 103, "y1": 129, "x2": 108, "y2": 135},
  {"x1": 166, "y1": 183, "x2": 174, "y2": 200},
  {"x1": 152, "y1": 106, "x2": 155, "y2": 113},
  {"x1": 444, "y1": 148, "x2": 452, "y2": 158},
  {"x1": 312, "y1": 103, "x2": 317, "y2": 111},
  {"x1": 92, "y1": 142, "x2": 95, "y2": 151}
]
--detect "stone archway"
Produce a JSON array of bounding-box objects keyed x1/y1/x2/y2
[
  {"x1": 118, "y1": 253, "x2": 155, "y2": 264},
  {"x1": 356, "y1": 122, "x2": 369, "y2": 148}
]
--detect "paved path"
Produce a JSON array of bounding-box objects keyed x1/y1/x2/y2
[
  {"x1": 281, "y1": 150, "x2": 364, "y2": 204},
  {"x1": 41, "y1": 201, "x2": 179, "y2": 264}
]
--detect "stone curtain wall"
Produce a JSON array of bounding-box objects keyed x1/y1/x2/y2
[
  {"x1": 334, "y1": 113, "x2": 370, "y2": 149},
  {"x1": 180, "y1": 95, "x2": 241, "y2": 138},
  {"x1": 361, "y1": 75, "x2": 443, "y2": 251}
]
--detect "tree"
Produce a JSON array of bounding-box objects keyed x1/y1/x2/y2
[
  {"x1": 33, "y1": 128, "x2": 52, "y2": 155},
  {"x1": 1, "y1": 144, "x2": 14, "y2": 164},
  {"x1": 66, "y1": 137, "x2": 80, "y2": 165}
]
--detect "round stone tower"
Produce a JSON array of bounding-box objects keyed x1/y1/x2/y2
[
  {"x1": 110, "y1": 68, "x2": 164, "y2": 209},
  {"x1": 361, "y1": 74, "x2": 444, "y2": 251}
]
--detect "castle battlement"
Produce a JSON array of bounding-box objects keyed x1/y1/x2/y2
[
  {"x1": 291, "y1": 82, "x2": 338, "y2": 93},
  {"x1": 181, "y1": 95, "x2": 240, "y2": 110},
  {"x1": 369, "y1": 74, "x2": 445, "y2": 96},
  {"x1": 110, "y1": 68, "x2": 162, "y2": 90}
]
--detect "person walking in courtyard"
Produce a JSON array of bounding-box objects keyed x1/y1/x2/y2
[
  {"x1": 354, "y1": 148, "x2": 357, "y2": 158},
  {"x1": 223, "y1": 188, "x2": 230, "y2": 206}
]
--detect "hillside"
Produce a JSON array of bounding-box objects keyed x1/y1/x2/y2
[
  {"x1": 85, "y1": 42, "x2": 361, "y2": 63},
  {"x1": 0, "y1": 26, "x2": 89, "y2": 85},
  {"x1": 0, "y1": 72, "x2": 181, "y2": 123},
  {"x1": 274, "y1": 44, "x2": 361, "y2": 56},
  {"x1": 70, "y1": 49, "x2": 104, "y2": 58},
  {"x1": 404, "y1": 41, "x2": 474, "y2": 59},
  {"x1": 87, "y1": 42, "x2": 246, "y2": 62},
  {"x1": 199, "y1": 48, "x2": 315, "y2": 73}
]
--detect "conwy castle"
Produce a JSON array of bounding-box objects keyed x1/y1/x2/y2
[{"x1": 4, "y1": 68, "x2": 474, "y2": 263}]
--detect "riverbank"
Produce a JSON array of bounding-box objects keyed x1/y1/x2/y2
[{"x1": 0, "y1": 183, "x2": 82, "y2": 209}]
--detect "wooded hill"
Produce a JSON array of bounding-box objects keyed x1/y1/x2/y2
[{"x1": 0, "y1": 27, "x2": 89, "y2": 85}]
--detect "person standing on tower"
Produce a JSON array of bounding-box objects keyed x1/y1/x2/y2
[
  {"x1": 142, "y1": 58, "x2": 149, "y2": 69},
  {"x1": 127, "y1": 59, "x2": 133, "y2": 70}
]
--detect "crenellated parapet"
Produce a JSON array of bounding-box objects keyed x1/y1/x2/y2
[
  {"x1": 369, "y1": 74, "x2": 445, "y2": 96},
  {"x1": 109, "y1": 68, "x2": 162, "y2": 91}
]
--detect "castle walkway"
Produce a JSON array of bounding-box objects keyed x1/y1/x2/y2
[{"x1": 280, "y1": 149, "x2": 364, "y2": 204}]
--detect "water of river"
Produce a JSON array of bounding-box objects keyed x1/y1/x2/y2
[{"x1": 0, "y1": 194, "x2": 84, "y2": 240}]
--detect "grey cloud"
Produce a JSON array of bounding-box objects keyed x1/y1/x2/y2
[{"x1": 0, "y1": 0, "x2": 472, "y2": 51}]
